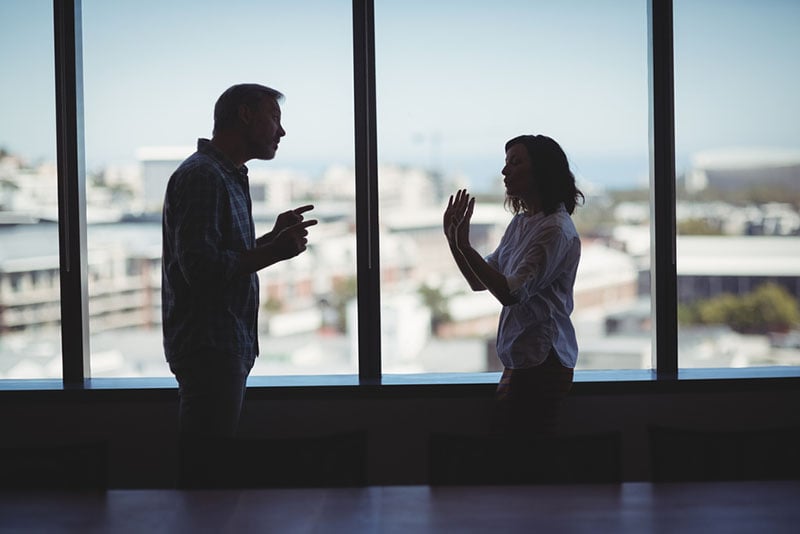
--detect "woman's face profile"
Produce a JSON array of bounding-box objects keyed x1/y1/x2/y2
[{"x1": 502, "y1": 143, "x2": 535, "y2": 200}]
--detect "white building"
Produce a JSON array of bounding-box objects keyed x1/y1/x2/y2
[
  {"x1": 685, "y1": 147, "x2": 800, "y2": 193},
  {"x1": 136, "y1": 146, "x2": 193, "y2": 212}
]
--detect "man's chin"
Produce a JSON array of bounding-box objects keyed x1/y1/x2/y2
[{"x1": 257, "y1": 149, "x2": 277, "y2": 161}]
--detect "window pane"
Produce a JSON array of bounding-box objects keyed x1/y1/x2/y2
[
  {"x1": 675, "y1": 0, "x2": 800, "y2": 368},
  {"x1": 0, "y1": 1, "x2": 62, "y2": 379},
  {"x1": 375, "y1": 0, "x2": 650, "y2": 373},
  {"x1": 82, "y1": 0, "x2": 355, "y2": 377}
]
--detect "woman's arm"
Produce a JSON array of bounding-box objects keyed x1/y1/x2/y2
[
  {"x1": 455, "y1": 243, "x2": 516, "y2": 305},
  {"x1": 448, "y1": 242, "x2": 486, "y2": 291},
  {"x1": 444, "y1": 189, "x2": 516, "y2": 305},
  {"x1": 444, "y1": 190, "x2": 486, "y2": 290}
]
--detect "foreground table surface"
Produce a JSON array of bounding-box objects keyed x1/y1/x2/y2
[{"x1": 2, "y1": 481, "x2": 799, "y2": 533}]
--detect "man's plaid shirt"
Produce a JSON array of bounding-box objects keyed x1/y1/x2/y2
[{"x1": 161, "y1": 139, "x2": 259, "y2": 362}]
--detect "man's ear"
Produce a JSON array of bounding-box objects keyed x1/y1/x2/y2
[{"x1": 237, "y1": 103, "x2": 253, "y2": 125}]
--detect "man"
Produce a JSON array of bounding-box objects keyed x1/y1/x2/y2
[{"x1": 162, "y1": 84, "x2": 316, "y2": 438}]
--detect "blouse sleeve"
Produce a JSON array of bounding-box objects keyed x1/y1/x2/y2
[
  {"x1": 507, "y1": 222, "x2": 579, "y2": 302},
  {"x1": 484, "y1": 215, "x2": 517, "y2": 271}
]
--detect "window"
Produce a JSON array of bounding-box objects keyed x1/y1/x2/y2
[
  {"x1": 674, "y1": 0, "x2": 800, "y2": 368},
  {"x1": 375, "y1": 0, "x2": 651, "y2": 373},
  {"x1": 82, "y1": 0, "x2": 356, "y2": 377},
  {"x1": 0, "y1": 0, "x2": 62, "y2": 379},
  {"x1": 1, "y1": 1, "x2": 798, "y2": 388}
]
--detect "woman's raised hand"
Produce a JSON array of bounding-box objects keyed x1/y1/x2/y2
[{"x1": 443, "y1": 189, "x2": 475, "y2": 249}]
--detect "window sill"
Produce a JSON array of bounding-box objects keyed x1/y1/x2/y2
[{"x1": 0, "y1": 366, "x2": 798, "y2": 399}]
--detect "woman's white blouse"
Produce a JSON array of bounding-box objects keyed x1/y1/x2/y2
[{"x1": 485, "y1": 204, "x2": 581, "y2": 369}]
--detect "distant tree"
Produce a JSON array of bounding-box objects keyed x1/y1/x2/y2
[
  {"x1": 88, "y1": 169, "x2": 106, "y2": 187},
  {"x1": 107, "y1": 182, "x2": 135, "y2": 203},
  {"x1": 330, "y1": 276, "x2": 357, "y2": 332},
  {"x1": 263, "y1": 296, "x2": 283, "y2": 313},
  {"x1": 677, "y1": 218, "x2": 725, "y2": 235},
  {"x1": 696, "y1": 293, "x2": 746, "y2": 328},
  {"x1": 610, "y1": 189, "x2": 649, "y2": 203},
  {"x1": 573, "y1": 196, "x2": 617, "y2": 238},
  {"x1": 0, "y1": 178, "x2": 19, "y2": 191},
  {"x1": 741, "y1": 186, "x2": 800, "y2": 208},
  {"x1": 683, "y1": 282, "x2": 800, "y2": 334},
  {"x1": 418, "y1": 283, "x2": 451, "y2": 330},
  {"x1": 682, "y1": 184, "x2": 800, "y2": 210},
  {"x1": 677, "y1": 303, "x2": 699, "y2": 325},
  {"x1": 744, "y1": 282, "x2": 800, "y2": 333}
]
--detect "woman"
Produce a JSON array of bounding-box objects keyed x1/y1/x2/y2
[{"x1": 443, "y1": 134, "x2": 584, "y2": 437}]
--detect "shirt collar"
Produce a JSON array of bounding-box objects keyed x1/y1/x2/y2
[
  {"x1": 522, "y1": 203, "x2": 565, "y2": 222},
  {"x1": 196, "y1": 138, "x2": 249, "y2": 177}
]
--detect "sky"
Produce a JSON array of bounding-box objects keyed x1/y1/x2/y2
[{"x1": 1, "y1": 0, "x2": 799, "y2": 190}]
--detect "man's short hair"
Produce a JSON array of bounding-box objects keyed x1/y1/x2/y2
[{"x1": 213, "y1": 84, "x2": 284, "y2": 136}]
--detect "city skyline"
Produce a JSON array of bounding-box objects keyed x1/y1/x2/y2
[{"x1": 1, "y1": 0, "x2": 799, "y2": 190}]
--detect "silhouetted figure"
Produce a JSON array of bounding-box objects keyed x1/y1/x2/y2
[
  {"x1": 162, "y1": 84, "x2": 316, "y2": 439},
  {"x1": 443, "y1": 134, "x2": 583, "y2": 438}
]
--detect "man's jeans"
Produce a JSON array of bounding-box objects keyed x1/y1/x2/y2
[{"x1": 169, "y1": 350, "x2": 255, "y2": 439}]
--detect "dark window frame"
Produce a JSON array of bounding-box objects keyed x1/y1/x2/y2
[{"x1": 2, "y1": 0, "x2": 795, "y2": 392}]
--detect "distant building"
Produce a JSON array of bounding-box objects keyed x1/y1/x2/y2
[
  {"x1": 0, "y1": 255, "x2": 61, "y2": 333},
  {"x1": 0, "y1": 249, "x2": 161, "y2": 335},
  {"x1": 608, "y1": 233, "x2": 800, "y2": 303},
  {"x1": 685, "y1": 148, "x2": 800, "y2": 193},
  {"x1": 677, "y1": 235, "x2": 800, "y2": 302},
  {"x1": 136, "y1": 146, "x2": 193, "y2": 213}
]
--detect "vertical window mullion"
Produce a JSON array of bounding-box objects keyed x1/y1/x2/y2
[
  {"x1": 54, "y1": 0, "x2": 90, "y2": 385},
  {"x1": 352, "y1": 0, "x2": 382, "y2": 381},
  {"x1": 648, "y1": 0, "x2": 678, "y2": 378}
]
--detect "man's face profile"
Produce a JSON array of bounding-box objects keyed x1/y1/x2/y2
[{"x1": 244, "y1": 96, "x2": 286, "y2": 161}]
